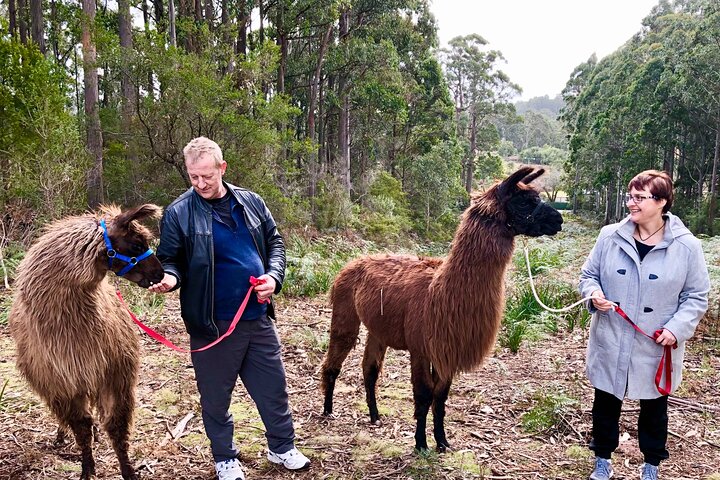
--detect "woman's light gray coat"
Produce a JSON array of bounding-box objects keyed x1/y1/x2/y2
[{"x1": 579, "y1": 213, "x2": 709, "y2": 400}]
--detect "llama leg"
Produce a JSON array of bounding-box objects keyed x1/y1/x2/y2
[
  {"x1": 52, "y1": 397, "x2": 96, "y2": 479},
  {"x1": 100, "y1": 378, "x2": 138, "y2": 479},
  {"x1": 431, "y1": 369, "x2": 452, "y2": 452},
  {"x1": 54, "y1": 424, "x2": 69, "y2": 446},
  {"x1": 321, "y1": 312, "x2": 360, "y2": 416},
  {"x1": 410, "y1": 355, "x2": 433, "y2": 452},
  {"x1": 362, "y1": 334, "x2": 387, "y2": 425}
]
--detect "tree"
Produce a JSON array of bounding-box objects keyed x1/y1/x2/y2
[
  {"x1": 82, "y1": 0, "x2": 104, "y2": 207},
  {"x1": 443, "y1": 34, "x2": 520, "y2": 192}
]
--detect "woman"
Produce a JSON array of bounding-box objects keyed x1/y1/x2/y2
[{"x1": 579, "y1": 170, "x2": 709, "y2": 480}]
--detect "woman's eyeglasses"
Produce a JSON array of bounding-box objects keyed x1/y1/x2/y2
[{"x1": 624, "y1": 193, "x2": 658, "y2": 204}]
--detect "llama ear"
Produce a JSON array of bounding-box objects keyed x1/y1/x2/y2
[
  {"x1": 497, "y1": 167, "x2": 535, "y2": 197},
  {"x1": 113, "y1": 204, "x2": 162, "y2": 230},
  {"x1": 520, "y1": 168, "x2": 545, "y2": 185}
]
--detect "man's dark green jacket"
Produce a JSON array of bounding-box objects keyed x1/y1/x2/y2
[{"x1": 157, "y1": 183, "x2": 286, "y2": 339}]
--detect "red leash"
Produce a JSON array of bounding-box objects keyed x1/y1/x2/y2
[
  {"x1": 118, "y1": 276, "x2": 268, "y2": 353},
  {"x1": 613, "y1": 305, "x2": 677, "y2": 396}
]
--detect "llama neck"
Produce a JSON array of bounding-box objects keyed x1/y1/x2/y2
[
  {"x1": 426, "y1": 211, "x2": 516, "y2": 379},
  {"x1": 18, "y1": 217, "x2": 107, "y2": 305},
  {"x1": 436, "y1": 214, "x2": 515, "y2": 293}
]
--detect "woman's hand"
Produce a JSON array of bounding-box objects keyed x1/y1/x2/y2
[
  {"x1": 591, "y1": 290, "x2": 614, "y2": 312},
  {"x1": 655, "y1": 329, "x2": 677, "y2": 346}
]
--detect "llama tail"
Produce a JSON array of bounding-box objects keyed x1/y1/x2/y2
[{"x1": 320, "y1": 275, "x2": 361, "y2": 416}]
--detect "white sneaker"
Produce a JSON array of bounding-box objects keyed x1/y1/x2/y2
[
  {"x1": 267, "y1": 447, "x2": 311, "y2": 470},
  {"x1": 215, "y1": 458, "x2": 245, "y2": 480}
]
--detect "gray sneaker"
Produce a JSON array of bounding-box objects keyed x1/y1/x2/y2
[
  {"x1": 641, "y1": 463, "x2": 658, "y2": 480},
  {"x1": 589, "y1": 457, "x2": 614, "y2": 480}
]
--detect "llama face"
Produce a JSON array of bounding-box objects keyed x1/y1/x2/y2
[
  {"x1": 498, "y1": 167, "x2": 563, "y2": 237},
  {"x1": 107, "y1": 228, "x2": 165, "y2": 288},
  {"x1": 106, "y1": 204, "x2": 165, "y2": 288}
]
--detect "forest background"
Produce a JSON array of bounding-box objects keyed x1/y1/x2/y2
[
  {"x1": 1, "y1": 1, "x2": 720, "y2": 477},
  {"x1": 1, "y1": 0, "x2": 719, "y2": 250}
]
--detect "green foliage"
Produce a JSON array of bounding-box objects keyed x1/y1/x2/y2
[
  {"x1": 404, "y1": 140, "x2": 466, "y2": 240},
  {"x1": 521, "y1": 390, "x2": 578, "y2": 434},
  {"x1": 281, "y1": 234, "x2": 371, "y2": 298},
  {"x1": 514, "y1": 247, "x2": 563, "y2": 276},
  {"x1": 561, "y1": 2, "x2": 720, "y2": 229},
  {"x1": 0, "y1": 293, "x2": 12, "y2": 326},
  {"x1": 0, "y1": 241, "x2": 25, "y2": 286},
  {"x1": 314, "y1": 177, "x2": 357, "y2": 231},
  {"x1": 475, "y1": 151, "x2": 505, "y2": 182},
  {"x1": 0, "y1": 38, "x2": 88, "y2": 220},
  {"x1": 116, "y1": 281, "x2": 166, "y2": 321},
  {"x1": 502, "y1": 279, "x2": 584, "y2": 352},
  {"x1": 361, "y1": 172, "x2": 412, "y2": 243},
  {"x1": 497, "y1": 139, "x2": 518, "y2": 157}
]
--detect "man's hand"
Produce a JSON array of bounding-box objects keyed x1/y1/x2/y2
[
  {"x1": 591, "y1": 289, "x2": 614, "y2": 312},
  {"x1": 148, "y1": 273, "x2": 177, "y2": 294},
  {"x1": 655, "y1": 328, "x2": 677, "y2": 346},
  {"x1": 253, "y1": 274, "x2": 276, "y2": 303}
]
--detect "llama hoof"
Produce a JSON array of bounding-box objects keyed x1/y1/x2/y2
[
  {"x1": 53, "y1": 433, "x2": 67, "y2": 447},
  {"x1": 369, "y1": 418, "x2": 382, "y2": 427},
  {"x1": 436, "y1": 442, "x2": 451, "y2": 453}
]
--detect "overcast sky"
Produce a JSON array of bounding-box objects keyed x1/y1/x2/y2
[{"x1": 430, "y1": 0, "x2": 661, "y2": 101}]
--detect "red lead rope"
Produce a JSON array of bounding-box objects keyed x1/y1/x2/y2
[
  {"x1": 613, "y1": 305, "x2": 677, "y2": 396},
  {"x1": 117, "y1": 276, "x2": 268, "y2": 353}
]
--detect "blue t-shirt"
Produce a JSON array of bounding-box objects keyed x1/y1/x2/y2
[{"x1": 209, "y1": 194, "x2": 267, "y2": 321}]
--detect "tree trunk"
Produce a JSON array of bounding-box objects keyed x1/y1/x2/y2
[
  {"x1": 204, "y1": 0, "x2": 213, "y2": 25},
  {"x1": 50, "y1": 0, "x2": 60, "y2": 59},
  {"x1": 9, "y1": 0, "x2": 17, "y2": 38},
  {"x1": 706, "y1": 111, "x2": 720, "y2": 235},
  {"x1": 142, "y1": 0, "x2": 154, "y2": 96},
  {"x1": 465, "y1": 111, "x2": 477, "y2": 193},
  {"x1": 236, "y1": 0, "x2": 248, "y2": 58},
  {"x1": 18, "y1": 0, "x2": 28, "y2": 44},
  {"x1": 338, "y1": 8, "x2": 351, "y2": 194},
  {"x1": 276, "y1": 0, "x2": 286, "y2": 93},
  {"x1": 30, "y1": 0, "x2": 45, "y2": 53},
  {"x1": 152, "y1": 0, "x2": 165, "y2": 33},
  {"x1": 307, "y1": 23, "x2": 333, "y2": 203},
  {"x1": 169, "y1": 0, "x2": 177, "y2": 48},
  {"x1": 82, "y1": 0, "x2": 104, "y2": 208},
  {"x1": 119, "y1": 0, "x2": 139, "y2": 201},
  {"x1": 258, "y1": 0, "x2": 264, "y2": 45},
  {"x1": 194, "y1": 0, "x2": 202, "y2": 23}
]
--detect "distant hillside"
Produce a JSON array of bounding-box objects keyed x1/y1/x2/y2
[{"x1": 515, "y1": 95, "x2": 565, "y2": 118}]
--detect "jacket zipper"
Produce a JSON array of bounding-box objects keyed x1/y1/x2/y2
[{"x1": 208, "y1": 207, "x2": 219, "y2": 339}]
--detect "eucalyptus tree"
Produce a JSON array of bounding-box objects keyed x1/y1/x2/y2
[
  {"x1": 82, "y1": 0, "x2": 103, "y2": 207},
  {"x1": 442, "y1": 34, "x2": 520, "y2": 192},
  {"x1": 561, "y1": 0, "x2": 719, "y2": 230}
]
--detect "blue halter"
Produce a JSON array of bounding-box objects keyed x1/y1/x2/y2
[{"x1": 99, "y1": 219, "x2": 154, "y2": 277}]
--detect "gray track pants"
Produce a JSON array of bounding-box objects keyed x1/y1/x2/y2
[{"x1": 190, "y1": 315, "x2": 296, "y2": 462}]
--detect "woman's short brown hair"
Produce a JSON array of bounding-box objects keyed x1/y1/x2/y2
[{"x1": 628, "y1": 170, "x2": 674, "y2": 213}]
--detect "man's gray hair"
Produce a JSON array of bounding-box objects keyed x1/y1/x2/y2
[{"x1": 183, "y1": 137, "x2": 224, "y2": 167}]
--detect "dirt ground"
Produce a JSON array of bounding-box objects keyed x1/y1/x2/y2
[{"x1": 1, "y1": 292, "x2": 719, "y2": 480}]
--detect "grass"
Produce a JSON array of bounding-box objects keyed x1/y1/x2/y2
[{"x1": 521, "y1": 390, "x2": 579, "y2": 434}]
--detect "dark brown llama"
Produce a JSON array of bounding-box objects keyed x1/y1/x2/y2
[
  {"x1": 9, "y1": 204, "x2": 165, "y2": 480},
  {"x1": 320, "y1": 167, "x2": 564, "y2": 452}
]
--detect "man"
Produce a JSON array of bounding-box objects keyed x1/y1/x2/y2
[{"x1": 149, "y1": 137, "x2": 310, "y2": 480}]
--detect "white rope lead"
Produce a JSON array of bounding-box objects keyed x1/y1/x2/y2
[{"x1": 522, "y1": 245, "x2": 613, "y2": 313}]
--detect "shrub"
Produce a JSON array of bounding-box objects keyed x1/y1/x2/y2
[{"x1": 521, "y1": 391, "x2": 578, "y2": 434}]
